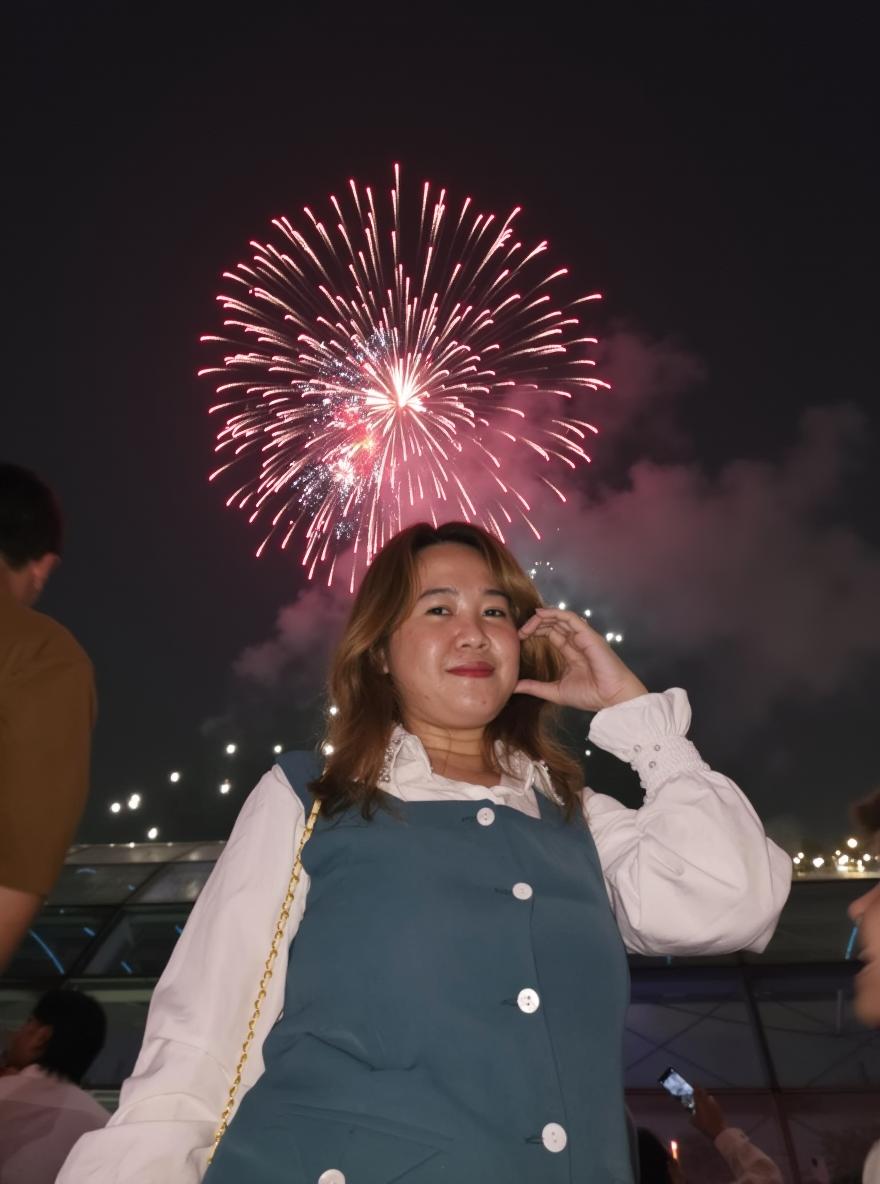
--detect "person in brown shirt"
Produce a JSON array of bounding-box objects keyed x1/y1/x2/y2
[{"x1": 0, "y1": 464, "x2": 96, "y2": 971}]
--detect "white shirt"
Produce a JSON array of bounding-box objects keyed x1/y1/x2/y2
[
  {"x1": 58, "y1": 690, "x2": 792, "y2": 1184},
  {"x1": 0, "y1": 1064, "x2": 108, "y2": 1184},
  {"x1": 714, "y1": 1127, "x2": 784, "y2": 1184}
]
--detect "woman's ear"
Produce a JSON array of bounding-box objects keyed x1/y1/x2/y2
[
  {"x1": 34, "y1": 1022, "x2": 51, "y2": 1054},
  {"x1": 370, "y1": 647, "x2": 390, "y2": 676}
]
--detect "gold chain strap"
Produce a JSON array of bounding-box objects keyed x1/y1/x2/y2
[{"x1": 207, "y1": 797, "x2": 322, "y2": 1165}]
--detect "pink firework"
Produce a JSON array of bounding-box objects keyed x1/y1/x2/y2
[{"x1": 200, "y1": 165, "x2": 607, "y2": 586}]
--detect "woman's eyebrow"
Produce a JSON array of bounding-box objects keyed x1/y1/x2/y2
[
  {"x1": 416, "y1": 586, "x2": 510, "y2": 602},
  {"x1": 417, "y1": 586, "x2": 457, "y2": 601}
]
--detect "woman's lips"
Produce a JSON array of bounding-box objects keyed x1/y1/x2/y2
[{"x1": 447, "y1": 665, "x2": 494, "y2": 678}]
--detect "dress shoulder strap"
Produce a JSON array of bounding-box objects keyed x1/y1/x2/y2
[{"x1": 276, "y1": 749, "x2": 321, "y2": 814}]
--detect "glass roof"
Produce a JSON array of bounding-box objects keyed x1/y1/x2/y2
[
  {"x1": 1, "y1": 845, "x2": 877, "y2": 1112},
  {"x1": 4, "y1": 845, "x2": 872, "y2": 984}
]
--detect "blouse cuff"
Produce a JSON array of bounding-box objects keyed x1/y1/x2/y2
[{"x1": 588, "y1": 688, "x2": 710, "y2": 796}]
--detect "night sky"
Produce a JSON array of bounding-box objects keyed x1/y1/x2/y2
[{"x1": 6, "y1": 4, "x2": 878, "y2": 847}]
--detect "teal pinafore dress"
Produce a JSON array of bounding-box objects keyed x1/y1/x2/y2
[{"x1": 203, "y1": 752, "x2": 632, "y2": 1184}]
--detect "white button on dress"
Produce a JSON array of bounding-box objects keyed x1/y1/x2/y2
[
  {"x1": 541, "y1": 1122, "x2": 568, "y2": 1152},
  {"x1": 318, "y1": 1171, "x2": 346, "y2": 1184},
  {"x1": 512, "y1": 882, "x2": 533, "y2": 900},
  {"x1": 476, "y1": 807, "x2": 496, "y2": 826},
  {"x1": 516, "y1": 988, "x2": 540, "y2": 1013}
]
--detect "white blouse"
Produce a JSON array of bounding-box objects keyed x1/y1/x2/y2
[{"x1": 58, "y1": 690, "x2": 792, "y2": 1184}]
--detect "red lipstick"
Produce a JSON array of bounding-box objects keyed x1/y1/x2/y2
[{"x1": 448, "y1": 663, "x2": 494, "y2": 678}]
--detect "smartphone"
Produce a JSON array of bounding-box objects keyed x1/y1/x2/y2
[{"x1": 658, "y1": 1066, "x2": 695, "y2": 1111}]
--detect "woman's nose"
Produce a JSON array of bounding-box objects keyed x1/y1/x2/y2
[
  {"x1": 456, "y1": 614, "x2": 489, "y2": 645},
  {"x1": 849, "y1": 882, "x2": 880, "y2": 922}
]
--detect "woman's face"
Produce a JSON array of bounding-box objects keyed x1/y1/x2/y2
[
  {"x1": 849, "y1": 881, "x2": 880, "y2": 1026},
  {"x1": 385, "y1": 543, "x2": 521, "y2": 733}
]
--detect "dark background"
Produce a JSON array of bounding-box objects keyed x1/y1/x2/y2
[{"x1": 5, "y1": 3, "x2": 878, "y2": 846}]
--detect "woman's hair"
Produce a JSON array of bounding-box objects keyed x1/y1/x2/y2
[
  {"x1": 314, "y1": 521, "x2": 584, "y2": 818},
  {"x1": 852, "y1": 788, "x2": 880, "y2": 852},
  {"x1": 636, "y1": 1128, "x2": 676, "y2": 1184}
]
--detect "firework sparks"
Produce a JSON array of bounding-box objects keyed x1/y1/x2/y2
[{"x1": 200, "y1": 165, "x2": 607, "y2": 586}]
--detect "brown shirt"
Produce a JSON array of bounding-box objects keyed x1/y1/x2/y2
[{"x1": 0, "y1": 584, "x2": 96, "y2": 897}]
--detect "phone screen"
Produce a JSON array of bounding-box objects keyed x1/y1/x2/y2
[{"x1": 658, "y1": 1067, "x2": 695, "y2": 1111}]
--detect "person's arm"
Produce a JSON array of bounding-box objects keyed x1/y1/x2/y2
[
  {"x1": 714, "y1": 1128, "x2": 784, "y2": 1184},
  {"x1": 0, "y1": 885, "x2": 42, "y2": 971},
  {"x1": 0, "y1": 628, "x2": 95, "y2": 971},
  {"x1": 692, "y1": 1087, "x2": 783, "y2": 1184},
  {"x1": 57, "y1": 767, "x2": 309, "y2": 1184},
  {"x1": 583, "y1": 689, "x2": 792, "y2": 955}
]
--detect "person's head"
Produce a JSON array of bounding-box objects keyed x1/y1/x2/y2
[
  {"x1": 848, "y1": 790, "x2": 880, "y2": 1026},
  {"x1": 4, "y1": 989, "x2": 106, "y2": 1084},
  {"x1": 636, "y1": 1128, "x2": 684, "y2": 1184},
  {"x1": 318, "y1": 521, "x2": 583, "y2": 815},
  {"x1": 0, "y1": 464, "x2": 63, "y2": 605}
]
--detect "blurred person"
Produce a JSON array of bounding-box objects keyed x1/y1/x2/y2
[
  {"x1": 690, "y1": 1086, "x2": 783, "y2": 1183},
  {"x1": 0, "y1": 988, "x2": 108, "y2": 1183},
  {"x1": 637, "y1": 1127, "x2": 684, "y2": 1184},
  {"x1": 845, "y1": 790, "x2": 880, "y2": 1184},
  {"x1": 60, "y1": 522, "x2": 790, "y2": 1183},
  {"x1": 0, "y1": 464, "x2": 96, "y2": 971}
]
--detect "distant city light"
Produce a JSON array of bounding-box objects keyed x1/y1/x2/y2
[
  {"x1": 109, "y1": 802, "x2": 121, "y2": 814},
  {"x1": 147, "y1": 826, "x2": 159, "y2": 840},
  {"x1": 225, "y1": 743, "x2": 237, "y2": 756},
  {"x1": 169, "y1": 771, "x2": 181, "y2": 784},
  {"x1": 219, "y1": 780, "x2": 231, "y2": 795},
  {"x1": 847, "y1": 837, "x2": 859, "y2": 849},
  {"x1": 127, "y1": 793, "x2": 141, "y2": 810},
  {"x1": 583, "y1": 609, "x2": 592, "y2": 618},
  {"x1": 273, "y1": 744, "x2": 283, "y2": 754},
  {"x1": 605, "y1": 632, "x2": 614, "y2": 642},
  {"x1": 788, "y1": 845, "x2": 880, "y2": 875},
  {"x1": 585, "y1": 749, "x2": 592, "y2": 757},
  {"x1": 329, "y1": 705, "x2": 339, "y2": 716},
  {"x1": 615, "y1": 633, "x2": 623, "y2": 643},
  {"x1": 322, "y1": 743, "x2": 335, "y2": 756},
  {"x1": 557, "y1": 601, "x2": 567, "y2": 610}
]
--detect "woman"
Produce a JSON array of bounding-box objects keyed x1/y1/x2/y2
[{"x1": 59, "y1": 522, "x2": 791, "y2": 1184}]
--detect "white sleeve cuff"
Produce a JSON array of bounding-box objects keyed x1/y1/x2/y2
[{"x1": 588, "y1": 689, "x2": 709, "y2": 795}]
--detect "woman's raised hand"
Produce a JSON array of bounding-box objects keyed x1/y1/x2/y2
[{"x1": 515, "y1": 608, "x2": 648, "y2": 712}]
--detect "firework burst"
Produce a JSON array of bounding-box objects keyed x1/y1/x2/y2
[{"x1": 200, "y1": 165, "x2": 607, "y2": 587}]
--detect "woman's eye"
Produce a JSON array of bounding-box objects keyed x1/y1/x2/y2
[
  {"x1": 426, "y1": 605, "x2": 450, "y2": 616},
  {"x1": 484, "y1": 607, "x2": 508, "y2": 618}
]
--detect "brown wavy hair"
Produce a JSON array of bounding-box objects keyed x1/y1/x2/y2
[{"x1": 313, "y1": 521, "x2": 584, "y2": 818}]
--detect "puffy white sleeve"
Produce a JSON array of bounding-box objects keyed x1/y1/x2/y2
[
  {"x1": 58, "y1": 766, "x2": 309, "y2": 1184},
  {"x1": 583, "y1": 689, "x2": 792, "y2": 957}
]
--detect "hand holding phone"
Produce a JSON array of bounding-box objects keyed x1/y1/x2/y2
[
  {"x1": 690, "y1": 1087, "x2": 727, "y2": 1140},
  {"x1": 658, "y1": 1066, "x2": 695, "y2": 1111}
]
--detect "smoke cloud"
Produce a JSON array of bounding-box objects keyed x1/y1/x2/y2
[
  {"x1": 542, "y1": 401, "x2": 878, "y2": 721},
  {"x1": 227, "y1": 329, "x2": 879, "y2": 836}
]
